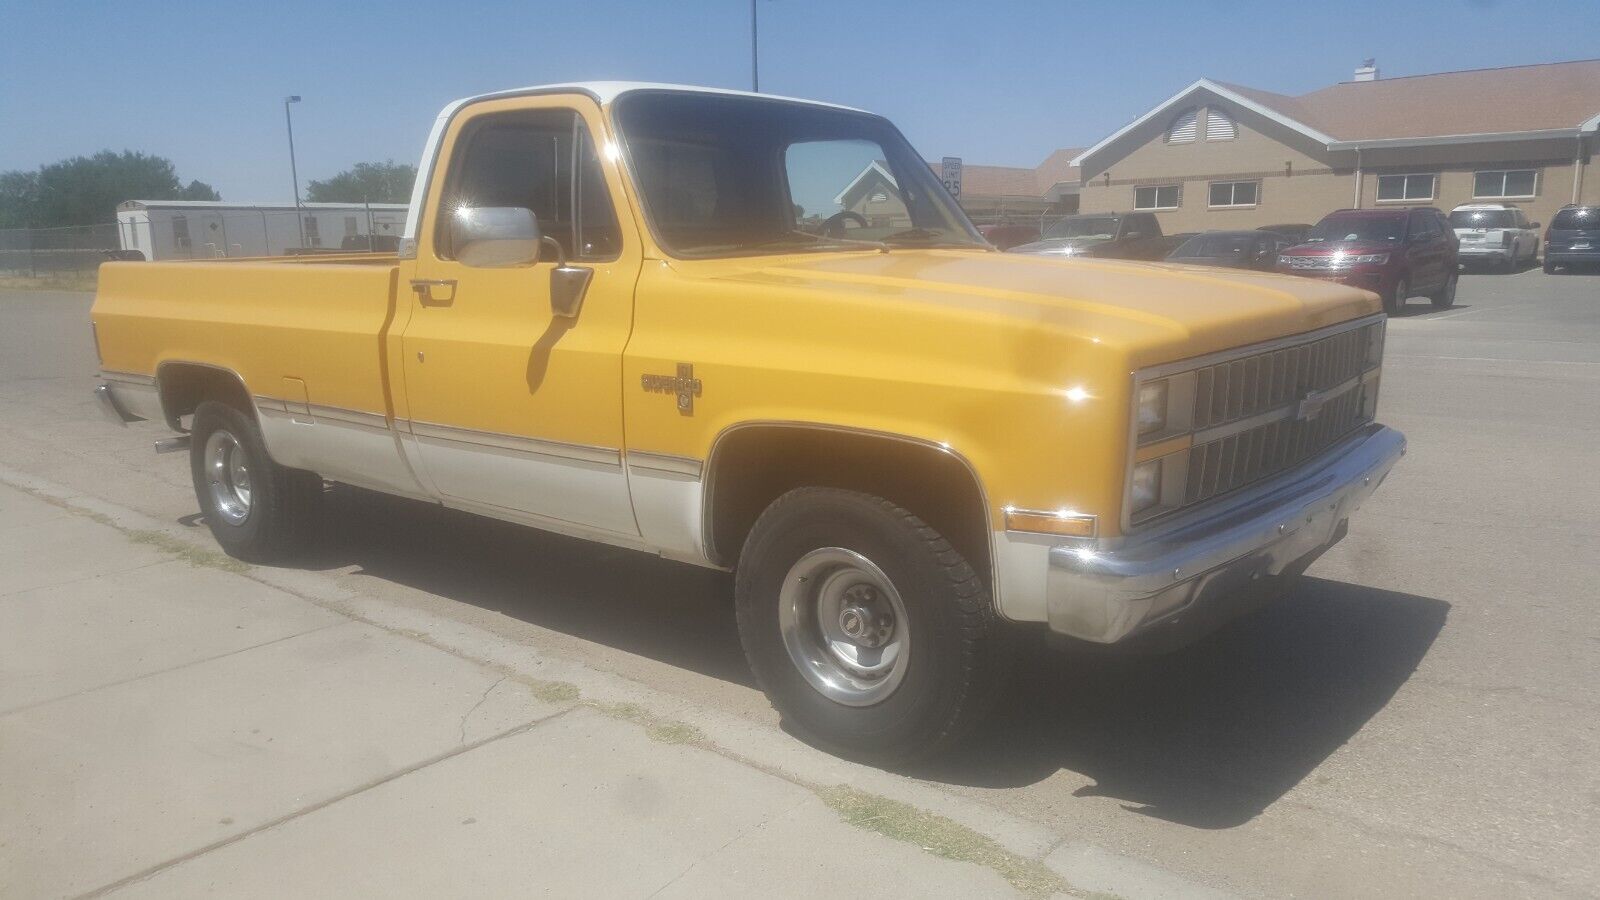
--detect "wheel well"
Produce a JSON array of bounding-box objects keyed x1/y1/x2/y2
[
  {"x1": 156, "y1": 363, "x2": 253, "y2": 430},
  {"x1": 705, "y1": 425, "x2": 991, "y2": 584}
]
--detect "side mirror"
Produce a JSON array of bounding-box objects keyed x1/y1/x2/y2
[
  {"x1": 1529, "y1": 222, "x2": 1541, "y2": 230},
  {"x1": 451, "y1": 206, "x2": 542, "y2": 268}
]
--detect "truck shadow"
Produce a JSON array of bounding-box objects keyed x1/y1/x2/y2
[
  {"x1": 909, "y1": 577, "x2": 1449, "y2": 829},
  {"x1": 296, "y1": 485, "x2": 1446, "y2": 830}
]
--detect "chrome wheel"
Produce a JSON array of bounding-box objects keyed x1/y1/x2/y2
[
  {"x1": 778, "y1": 547, "x2": 910, "y2": 707},
  {"x1": 204, "y1": 429, "x2": 252, "y2": 525}
]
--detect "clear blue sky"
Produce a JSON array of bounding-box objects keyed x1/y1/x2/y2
[{"x1": 2, "y1": 0, "x2": 1596, "y2": 204}]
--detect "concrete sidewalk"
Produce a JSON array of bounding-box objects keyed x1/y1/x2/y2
[{"x1": 1, "y1": 479, "x2": 1108, "y2": 899}]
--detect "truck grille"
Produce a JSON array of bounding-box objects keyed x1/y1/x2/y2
[
  {"x1": 1183, "y1": 378, "x2": 1370, "y2": 505},
  {"x1": 1128, "y1": 317, "x2": 1384, "y2": 527},
  {"x1": 1191, "y1": 321, "x2": 1379, "y2": 430}
]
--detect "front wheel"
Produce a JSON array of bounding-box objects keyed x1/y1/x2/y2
[
  {"x1": 190, "y1": 401, "x2": 322, "y2": 562},
  {"x1": 1384, "y1": 277, "x2": 1409, "y2": 316},
  {"x1": 734, "y1": 487, "x2": 1008, "y2": 763}
]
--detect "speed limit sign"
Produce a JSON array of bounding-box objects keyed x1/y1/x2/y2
[{"x1": 941, "y1": 157, "x2": 962, "y2": 198}]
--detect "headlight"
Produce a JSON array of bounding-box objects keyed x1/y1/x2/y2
[
  {"x1": 1349, "y1": 253, "x2": 1388, "y2": 265},
  {"x1": 1131, "y1": 460, "x2": 1162, "y2": 513},
  {"x1": 1136, "y1": 380, "x2": 1168, "y2": 436}
]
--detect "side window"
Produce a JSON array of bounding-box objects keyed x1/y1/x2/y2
[
  {"x1": 1410, "y1": 212, "x2": 1439, "y2": 242},
  {"x1": 437, "y1": 108, "x2": 619, "y2": 261}
]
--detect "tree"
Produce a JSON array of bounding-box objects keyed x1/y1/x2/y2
[
  {"x1": 305, "y1": 160, "x2": 416, "y2": 204},
  {"x1": 0, "y1": 150, "x2": 219, "y2": 229}
]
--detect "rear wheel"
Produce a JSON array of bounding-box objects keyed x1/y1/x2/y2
[
  {"x1": 1430, "y1": 271, "x2": 1458, "y2": 309},
  {"x1": 190, "y1": 401, "x2": 322, "y2": 562},
  {"x1": 734, "y1": 487, "x2": 1008, "y2": 763},
  {"x1": 1384, "y1": 277, "x2": 1408, "y2": 315}
]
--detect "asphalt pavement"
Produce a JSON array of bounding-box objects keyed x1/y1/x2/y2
[{"x1": 0, "y1": 268, "x2": 1596, "y2": 898}]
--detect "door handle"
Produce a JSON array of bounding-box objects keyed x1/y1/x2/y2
[{"x1": 410, "y1": 279, "x2": 457, "y2": 304}]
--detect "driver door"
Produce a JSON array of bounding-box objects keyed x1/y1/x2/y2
[{"x1": 400, "y1": 95, "x2": 642, "y2": 535}]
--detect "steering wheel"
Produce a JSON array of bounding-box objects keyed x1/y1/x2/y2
[{"x1": 820, "y1": 210, "x2": 870, "y2": 238}]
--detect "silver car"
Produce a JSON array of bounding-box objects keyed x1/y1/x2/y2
[{"x1": 1448, "y1": 203, "x2": 1540, "y2": 271}]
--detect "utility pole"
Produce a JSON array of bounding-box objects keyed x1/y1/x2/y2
[
  {"x1": 751, "y1": 0, "x2": 759, "y2": 92},
  {"x1": 284, "y1": 95, "x2": 305, "y2": 248}
]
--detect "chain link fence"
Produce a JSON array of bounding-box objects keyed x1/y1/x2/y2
[{"x1": 0, "y1": 224, "x2": 122, "y2": 277}]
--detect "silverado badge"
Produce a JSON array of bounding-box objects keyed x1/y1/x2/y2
[{"x1": 642, "y1": 363, "x2": 703, "y2": 415}]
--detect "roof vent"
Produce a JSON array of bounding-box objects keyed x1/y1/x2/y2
[{"x1": 1353, "y1": 58, "x2": 1378, "y2": 82}]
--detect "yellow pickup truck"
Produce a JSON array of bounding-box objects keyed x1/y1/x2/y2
[{"x1": 91, "y1": 82, "x2": 1403, "y2": 760}]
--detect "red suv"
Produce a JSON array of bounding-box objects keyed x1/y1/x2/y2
[{"x1": 1276, "y1": 208, "x2": 1459, "y2": 314}]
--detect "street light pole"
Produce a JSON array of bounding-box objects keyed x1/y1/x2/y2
[
  {"x1": 750, "y1": 0, "x2": 758, "y2": 92},
  {"x1": 284, "y1": 95, "x2": 305, "y2": 249}
]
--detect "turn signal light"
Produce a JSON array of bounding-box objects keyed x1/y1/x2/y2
[{"x1": 1004, "y1": 508, "x2": 1097, "y2": 538}]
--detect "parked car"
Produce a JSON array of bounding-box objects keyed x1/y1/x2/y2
[
  {"x1": 1258, "y1": 223, "x2": 1313, "y2": 244},
  {"x1": 1165, "y1": 230, "x2": 1287, "y2": 270},
  {"x1": 89, "y1": 82, "x2": 1405, "y2": 761},
  {"x1": 976, "y1": 221, "x2": 1041, "y2": 250},
  {"x1": 1277, "y1": 207, "x2": 1458, "y2": 314},
  {"x1": 1007, "y1": 212, "x2": 1169, "y2": 260},
  {"x1": 1448, "y1": 203, "x2": 1539, "y2": 271},
  {"x1": 1543, "y1": 204, "x2": 1600, "y2": 273}
]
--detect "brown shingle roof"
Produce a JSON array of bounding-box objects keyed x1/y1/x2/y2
[
  {"x1": 924, "y1": 147, "x2": 1084, "y2": 199},
  {"x1": 1221, "y1": 58, "x2": 1600, "y2": 141}
]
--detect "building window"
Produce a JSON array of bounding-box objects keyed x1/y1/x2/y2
[
  {"x1": 1208, "y1": 180, "x2": 1258, "y2": 208},
  {"x1": 1134, "y1": 184, "x2": 1181, "y2": 210},
  {"x1": 1166, "y1": 108, "x2": 1198, "y2": 144},
  {"x1": 1376, "y1": 173, "x2": 1436, "y2": 202},
  {"x1": 172, "y1": 216, "x2": 191, "y2": 250},
  {"x1": 1205, "y1": 108, "x2": 1236, "y2": 141},
  {"x1": 1473, "y1": 169, "x2": 1537, "y2": 199},
  {"x1": 303, "y1": 216, "x2": 321, "y2": 247},
  {"x1": 344, "y1": 215, "x2": 359, "y2": 236}
]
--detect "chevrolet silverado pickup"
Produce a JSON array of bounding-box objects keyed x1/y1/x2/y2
[{"x1": 91, "y1": 83, "x2": 1404, "y2": 761}]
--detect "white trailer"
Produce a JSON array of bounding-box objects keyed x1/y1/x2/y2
[{"x1": 115, "y1": 200, "x2": 408, "y2": 260}]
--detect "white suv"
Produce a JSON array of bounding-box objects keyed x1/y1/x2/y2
[{"x1": 1448, "y1": 203, "x2": 1540, "y2": 271}]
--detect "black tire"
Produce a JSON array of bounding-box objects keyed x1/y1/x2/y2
[
  {"x1": 734, "y1": 487, "x2": 1008, "y2": 763},
  {"x1": 190, "y1": 401, "x2": 322, "y2": 562},
  {"x1": 1429, "y1": 271, "x2": 1457, "y2": 309},
  {"x1": 1383, "y1": 277, "x2": 1408, "y2": 316}
]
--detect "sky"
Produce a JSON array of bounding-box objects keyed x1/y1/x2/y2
[{"x1": 2, "y1": 0, "x2": 1597, "y2": 206}]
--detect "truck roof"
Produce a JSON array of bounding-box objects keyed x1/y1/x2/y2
[{"x1": 447, "y1": 81, "x2": 868, "y2": 114}]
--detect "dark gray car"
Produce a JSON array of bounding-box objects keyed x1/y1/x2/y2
[{"x1": 1165, "y1": 230, "x2": 1287, "y2": 270}]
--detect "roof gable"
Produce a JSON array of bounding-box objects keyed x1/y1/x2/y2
[{"x1": 1073, "y1": 58, "x2": 1600, "y2": 172}]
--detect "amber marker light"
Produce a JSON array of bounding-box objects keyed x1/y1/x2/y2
[{"x1": 1004, "y1": 506, "x2": 1097, "y2": 538}]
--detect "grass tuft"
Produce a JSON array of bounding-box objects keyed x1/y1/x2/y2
[
  {"x1": 818, "y1": 785, "x2": 1067, "y2": 897},
  {"x1": 126, "y1": 528, "x2": 250, "y2": 574},
  {"x1": 592, "y1": 701, "x2": 706, "y2": 745}
]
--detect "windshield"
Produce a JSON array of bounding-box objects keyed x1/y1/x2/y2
[
  {"x1": 1306, "y1": 216, "x2": 1403, "y2": 243},
  {"x1": 1172, "y1": 233, "x2": 1253, "y2": 258},
  {"x1": 1044, "y1": 216, "x2": 1119, "y2": 240},
  {"x1": 1449, "y1": 210, "x2": 1516, "y2": 229},
  {"x1": 1550, "y1": 207, "x2": 1598, "y2": 230},
  {"x1": 613, "y1": 92, "x2": 983, "y2": 257}
]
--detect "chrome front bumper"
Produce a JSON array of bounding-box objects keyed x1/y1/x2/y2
[{"x1": 1045, "y1": 424, "x2": 1405, "y2": 643}]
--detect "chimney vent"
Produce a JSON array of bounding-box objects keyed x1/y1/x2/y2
[{"x1": 1353, "y1": 59, "x2": 1378, "y2": 82}]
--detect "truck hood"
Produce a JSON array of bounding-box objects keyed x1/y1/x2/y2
[{"x1": 683, "y1": 249, "x2": 1379, "y2": 369}]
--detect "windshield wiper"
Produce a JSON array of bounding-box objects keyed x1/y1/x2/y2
[{"x1": 879, "y1": 227, "x2": 979, "y2": 246}]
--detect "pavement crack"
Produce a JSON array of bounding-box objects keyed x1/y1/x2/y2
[
  {"x1": 74, "y1": 704, "x2": 579, "y2": 900},
  {"x1": 459, "y1": 675, "x2": 508, "y2": 745}
]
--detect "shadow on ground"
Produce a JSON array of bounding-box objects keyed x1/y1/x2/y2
[{"x1": 291, "y1": 485, "x2": 1447, "y2": 830}]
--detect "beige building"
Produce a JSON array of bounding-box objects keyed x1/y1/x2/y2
[{"x1": 1069, "y1": 59, "x2": 1600, "y2": 233}]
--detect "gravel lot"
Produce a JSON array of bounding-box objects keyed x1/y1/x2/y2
[{"x1": 2, "y1": 268, "x2": 1597, "y2": 898}]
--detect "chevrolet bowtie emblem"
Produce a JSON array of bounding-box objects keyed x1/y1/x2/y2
[
  {"x1": 642, "y1": 363, "x2": 703, "y2": 415},
  {"x1": 1295, "y1": 388, "x2": 1331, "y2": 422}
]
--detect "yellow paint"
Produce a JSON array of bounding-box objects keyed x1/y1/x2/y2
[{"x1": 91, "y1": 90, "x2": 1382, "y2": 539}]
